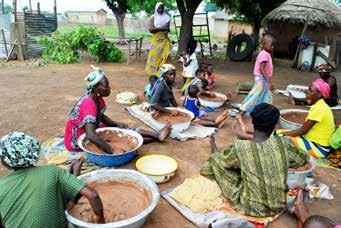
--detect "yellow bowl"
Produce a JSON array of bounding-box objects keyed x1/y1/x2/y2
[{"x1": 136, "y1": 155, "x2": 178, "y2": 183}]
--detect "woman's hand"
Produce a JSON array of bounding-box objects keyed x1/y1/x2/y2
[
  {"x1": 170, "y1": 109, "x2": 178, "y2": 116},
  {"x1": 92, "y1": 214, "x2": 105, "y2": 224}
]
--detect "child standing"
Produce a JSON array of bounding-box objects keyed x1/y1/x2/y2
[
  {"x1": 237, "y1": 35, "x2": 275, "y2": 131},
  {"x1": 206, "y1": 64, "x2": 217, "y2": 91},
  {"x1": 184, "y1": 85, "x2": 228, "y2": 128},
  {"x1": 180, "y1": 39, "x2": 199, "y2": 91}
]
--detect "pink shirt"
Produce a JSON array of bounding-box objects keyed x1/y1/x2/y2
[
  {"x1": 64, "y1": 95, "x2": 106, "y2": 151},
  {"x1": 253, "y1": 50, "x2": 273, "y2": 77}
]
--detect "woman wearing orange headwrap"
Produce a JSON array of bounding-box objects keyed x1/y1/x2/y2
[{"x1": 280, "y1": 79, "x2": 335, "y2": 158}]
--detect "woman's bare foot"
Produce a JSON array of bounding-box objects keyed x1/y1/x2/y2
[
  {"x1": 158, "y1": 122, "x2": 172, "y2": 142},
  {"x1": 290, "y1": 189, "x2": 309, "y2": 224},
  {"x1": 216, "y1": 115, "x2": 229, "y2": 129},
  {"x1": 236, "y1": 113, "x2": 247, "y2": 133}
]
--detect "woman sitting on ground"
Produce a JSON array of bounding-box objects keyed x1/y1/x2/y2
[
  {"x1": 64, "y1": 66, "x2": 172, "y2": 154},
  {"x1": 200, "y1": 103, "x2": 309, "y2": 217},
  {"x1": 281, "y1": 79, "x2": 335, "y2": 158},
  {"x1": 0, "y1": 132, "x2": 105, "y2": 226}
]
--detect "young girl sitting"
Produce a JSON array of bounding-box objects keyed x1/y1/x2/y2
[
  {"x1": 206, "y1": 64, "x2": 217, "y2": 91},
  {"x1": 184, "y1": 85, "x2": 228, "y2": 128}
]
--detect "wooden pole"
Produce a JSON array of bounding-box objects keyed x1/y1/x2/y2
[
  {"x1": 37, "y1": 2, "x2": 40, "y2": 14},
  {"x1": 0, "y1": 0, "x2": 4, "y2": 15},
  {"x1": 13, "y1": 0, "x2": 17, "y2": 22},
  {"x1": 29, "y1": 0, "x2": 32, "y2": 13},
  {"x1": 292, "y1": 16, "x2": 309, "y2": 68},
  {"x1": 54, "y1": 0, "x2": 57, "y2": 17},
  {"x1": 1, "y1": 29, "x2": 8, "y2": 57}
]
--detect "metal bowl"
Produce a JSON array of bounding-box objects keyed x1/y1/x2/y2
[
  {"x1": 136, "y1": 155, "x2": 178, "y2": 184},
  {"x1": 65, "y1": 169, "x2": 160, "y2": 228},
  {"x1": 280, "y1": 109, "x2": 308, "y2": 130},
  {"x1": 198, "y1": 92, "x2": 227, "y2": 108},
  {"x1": 152, "y1": 108, "x2": 194, "y2": 133},
  {"x1": 78, "y1": 127, "x2": 144, "y2": 167},
  {"x1": 287, "y1": 161, "x2": 315, "y2": 189}
]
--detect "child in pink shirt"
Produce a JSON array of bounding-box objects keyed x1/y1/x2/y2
[{"x1": 237, "y1": 35, "x2": 275, "y2": 131}]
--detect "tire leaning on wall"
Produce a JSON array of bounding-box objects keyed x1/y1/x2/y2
[{"x1": 227, "y1": 34, "x2": 256, "y2": 61}]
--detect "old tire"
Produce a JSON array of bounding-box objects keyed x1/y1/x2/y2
[{"x1": 227, "y1": 34, "x2": 255, "y2": 61}]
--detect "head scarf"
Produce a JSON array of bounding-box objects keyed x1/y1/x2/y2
[
  {"x1": 84, "y1": 65, "x2": 105, "y2": 91},
  {"x1": 150, "y1": 64, "x2": 176, "y2": 96},
  {"x1": 317, "y1": 64, "x2": 332, "y2": 73},
  {"x1": 159, "y1": 63, "x2": 176, "y2": 77},
  {"x1": 250, "y1": 103, "x2": 280, "y2": 131},
  {"x1": 154, "y1": 2, "x2": 171, "y2": 28},
  {"x1": 312, "y1": 78, "x2": 330, "y2": 98},
  {"x1": 0, "y1": 132, "x2": 41, "y2": 168}
]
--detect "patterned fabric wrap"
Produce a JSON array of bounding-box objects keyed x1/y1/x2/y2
[
  {"x1": 240, "y1": 76, "x2": 273, "y2": 114},
  {"x1": 200, "y1": 136, "x2": 308, "y2": 217},
  {"x1": 84, "y1": 65, "x2": 105, "y2": 91},
  {"x1": 145, "y1": 32, "x2": 171, "y2": 77},
  {"x1": 0, "y1": 132, "x2": 41, "y2": 168}
]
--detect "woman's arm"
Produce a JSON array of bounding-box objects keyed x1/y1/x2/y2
[
  {"x1": 85, "y1": 123, "x2": 113, "y2": 154},
  {"x1": 282, "y1": 120, "x2": 316, "y2": 137},
  {"x1": 149, "y1": 18, "x2": 170, "y2": 33},
  {"x1": 151, "y1": 104, "x2": 176, "y2": 114},
  {"x1": 184, "y1": 59, "x2": 193, "y2": 67},
  {"x1": 101, "y1": 114, "x2": 128, "y2": 128},
  {"x1": 79, "y1": 186, "x2": 105, "y2": 223}
]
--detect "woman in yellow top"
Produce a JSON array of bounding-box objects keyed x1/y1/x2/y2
[
  {"x1": 281, "y1": 79, "x2": 335, "y2": 158},
  {"x1": 145, "y1": 3, "x2": 171, "y2": 80}
]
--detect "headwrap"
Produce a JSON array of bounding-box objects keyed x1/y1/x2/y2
[
  {"x1": 150, "y1": 64, "x2": 176, "y2": 96},
  {"x1": 84, "y1": 65, "x2": 105, "y2": 91},
  {"x1": 154, "y1": 2, "x2": 171, "y2": 28},
  {"x1": 159, "y1": 63, "x2": 176, "y2": 77},
  {"x1": 0, "y1": 132, "x2": 41, "y2": 168},
  {"x1": 250, "y1": 103, "x2": 280, "y2": 131},
  {"x1": 317, "y1": 64, "x2": 332, "y2": 73},
  {"x1": 312, "y1": 78, "x2": 330, "y2": 98}
]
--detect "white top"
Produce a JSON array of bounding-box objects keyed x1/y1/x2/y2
[{"x1": 182, "y1": 53, "x2": 198, "y2": 78}]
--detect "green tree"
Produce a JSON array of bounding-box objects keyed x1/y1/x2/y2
[
  {"x1": 213, "y1": 0, "x2": 285, "y2": 42},
  {"x1": 22, "y1": 5, "x2": 29, "y2": 12},
  {"x1": 4, "y1": 3, "x2": 11, "y2": 14}
]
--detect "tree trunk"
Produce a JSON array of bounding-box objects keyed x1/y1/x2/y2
[
  {"x1": 114, "y1": 12, "x2": 126, "y2": 39},
  {"x1": 252, "y1": 21, "x2": 261, "y2": 45},
  {"x1": 177, "y1": 11, "x2": 194, "y2": 55}
]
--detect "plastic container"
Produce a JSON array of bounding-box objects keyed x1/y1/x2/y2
[
  {"x1": 280, "y1": 109, "x2": 308, "y2": 130},
  {"x1": 65, "y1": 169, "x2": 160, "y2": 228},
  {"x1": 287, "y1": 162, "x2": 315, "y2": 189},
  {"x1": 198, "y1": 92, "x2": 228, "y2": 108},
  {"x1": 78, "y1": 127, "x2": 144, "y2": 167},
  {"x1": 136, "y1": 155, "x2": 178, "y2": 184},
  {"x1": 152, "y1": 108, "x2": 194, "y2": 133}
]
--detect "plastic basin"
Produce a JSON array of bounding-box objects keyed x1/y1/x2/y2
[
  {"x1": 65, "y1": 169, "x2": 160, "y2": 228},
  {"x1": 198, "y1": 92, "x2": 227, "y2": 108},
  {"x1": 287, "y1": 161, "x2": 315, "y2": 189},
  {"x1": 280, "y1": 109, "x2": 308, "y2": 130},
  {"x1": 152, "y1": 108, "x2": 194, "y2": 133},
  {"x1": 78, "y1": 127, "x2": 144, "y2": 167}
]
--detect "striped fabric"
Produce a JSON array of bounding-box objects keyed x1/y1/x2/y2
[{"x1": 201, "y1": 136, "x2": 309, "y2": 217}]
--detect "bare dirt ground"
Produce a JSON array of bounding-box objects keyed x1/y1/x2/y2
[{"x1": 0, "y1": 58, "x2": 340, "y2": 227}]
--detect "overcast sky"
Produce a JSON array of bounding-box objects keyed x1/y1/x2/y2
[
  {"x1": 4, "y1": 0, "x2": 111, "y2": 13},
  {"x1": 4, "y1": 0, "x2": 206, "y2": 14}
]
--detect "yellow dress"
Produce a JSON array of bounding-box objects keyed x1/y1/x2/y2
[{"x1": 145, "y1": 31, "x2": 171, "y2": 77}]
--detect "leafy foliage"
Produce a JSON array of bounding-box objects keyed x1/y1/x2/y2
[
  {"x1": 39, "y1": 26, "x2": 125, "y2": 64},
  {"x1": 213, "y1": 0, "x2": 285, "y2": 26},
  {"x1": 4, "y1": 4, "x2": 12, "y2": 14}
]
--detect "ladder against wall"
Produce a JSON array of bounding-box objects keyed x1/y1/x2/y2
[{"x1": 173, "y1": 12, "x2": 213, "y2": 58}]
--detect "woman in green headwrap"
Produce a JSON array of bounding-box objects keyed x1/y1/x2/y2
[{"x1": 0, "y1": 132, "x2": 105, "y2": 227}]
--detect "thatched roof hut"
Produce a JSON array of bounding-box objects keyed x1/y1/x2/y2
[
  {"x1": 263, "y1": 0, "x2": 341, "y2": 60},
  {"x1": 263, "y1": 0, "x2": 341, "y2": 29}
]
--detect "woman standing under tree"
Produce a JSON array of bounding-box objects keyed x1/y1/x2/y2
[{"x1": 145, "y1": 2, "x2": 171, "y2": 82}]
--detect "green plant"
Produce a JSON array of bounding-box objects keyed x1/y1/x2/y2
[{"x1": 39, "y1": 26, "x2": 125, "y2": 64}]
